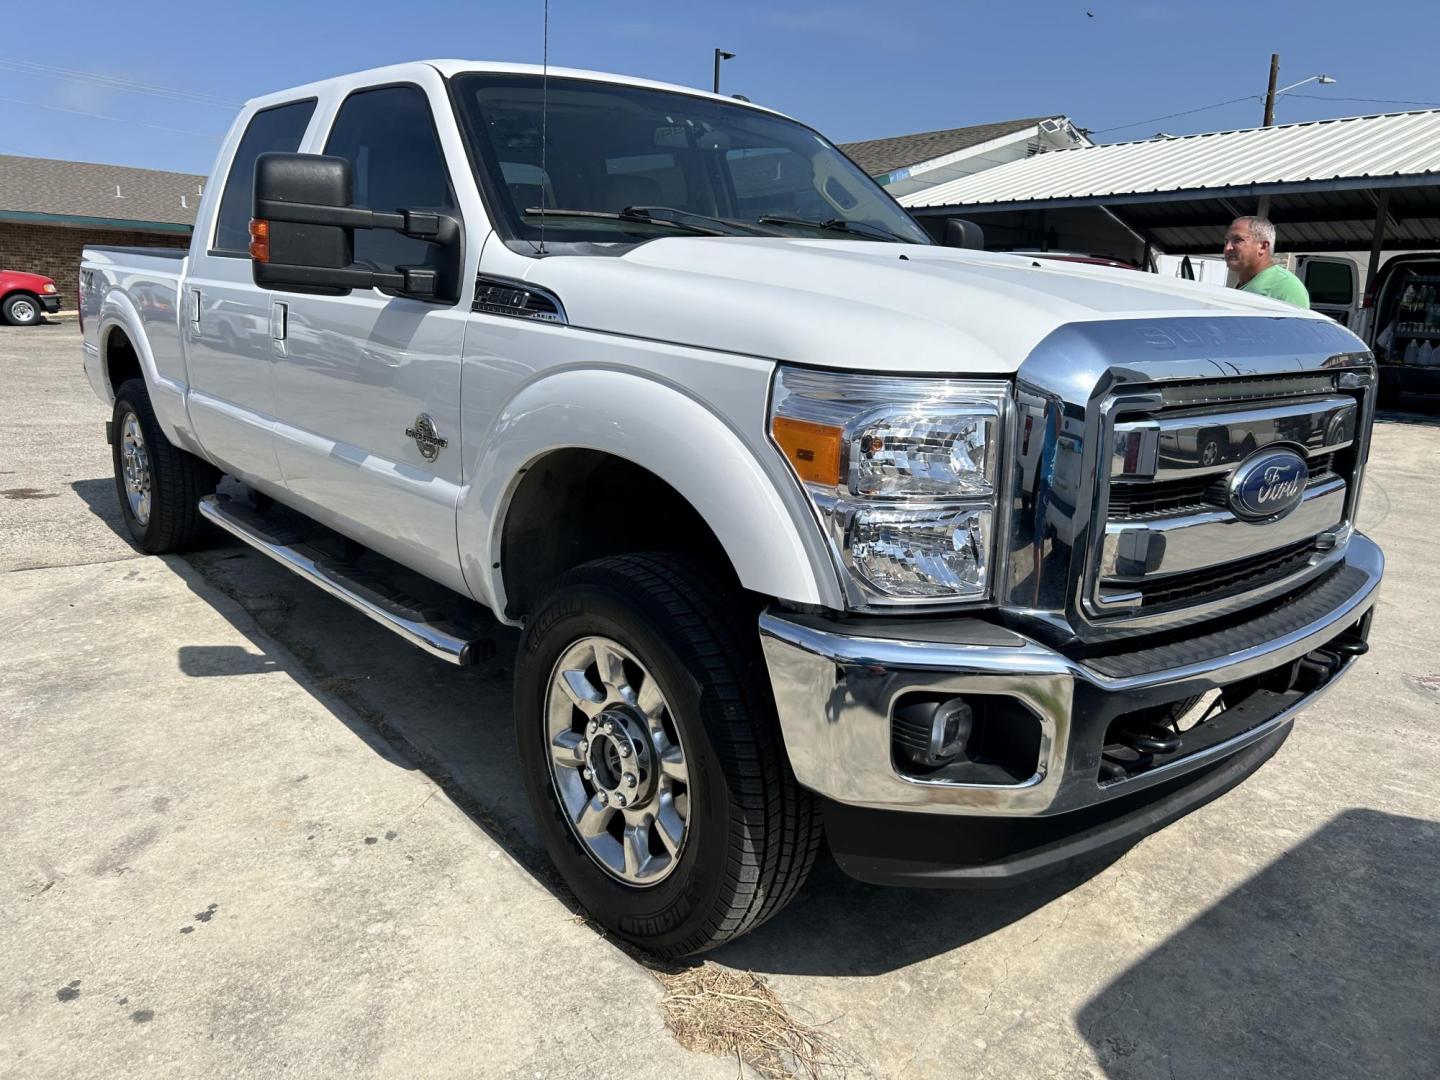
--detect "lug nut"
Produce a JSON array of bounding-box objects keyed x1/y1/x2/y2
[
  {"x1": 618, "y1": 743, "x2": 631, "y2": 758},
  {"x1": 623, "y1": 773, "x2": 637, "y2": 788},
  {"x1": 605, "y1": 721, "x2": 616, "y2": 736},
  {"x1": 587, "y1": 719, "x2": 598, "y2": 735},
  {"x1": 577, "y1": 740, "x2": 588, "y2": 756},
  {"x1": 597, "y1": 792, "x2": 608, "y2": 806},
  {"x1": 614, "y1": 794, "x2": 627, "y2": 807},
  {"x1": 581, "y1": 767, "x2": 593, "y2": 781}
]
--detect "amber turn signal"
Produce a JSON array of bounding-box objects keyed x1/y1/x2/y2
[
  {"x1": 772, "y1": 417, "x2": 843, "y2": 486},
  {"x1": 248, "y1": 218, "x2": 270, "y2": 263}
]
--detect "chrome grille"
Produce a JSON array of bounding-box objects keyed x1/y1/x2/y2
[
  {"x1": 1109, "y1": 455, "x2": 1335, "y2": 519},
  {"x1": 1093, "y1": 387, "x2": 1363, "y2": 617},
  {"x1": 1126, "y1": 538, "x2": 1319, "y2": 609}
]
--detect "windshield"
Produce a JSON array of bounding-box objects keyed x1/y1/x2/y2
[{"x1": 450, "y1": 72, "x2": 931, "y2": 253}]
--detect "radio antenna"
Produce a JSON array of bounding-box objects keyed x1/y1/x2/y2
[{"x1": 538, "y1": 0, "x2": 550, "y2": 256}]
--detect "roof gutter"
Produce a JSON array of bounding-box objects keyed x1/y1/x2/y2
[
  {"x1": 905, "y1": 172, "x2": 1440, "y2": 215},
  {"x1": 0, "y1": 210, "x2": 194, "y2": 233}
]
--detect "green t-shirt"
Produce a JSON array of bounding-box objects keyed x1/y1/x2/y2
[{"x1": 1239, "y1": 264, "x2": 1310, "y2": 309}]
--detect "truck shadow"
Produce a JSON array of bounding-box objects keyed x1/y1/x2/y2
[
  {"x1": 1075, "y1": 808, "x2": 1440, "y2": 1080},
  {"x1": 69, "y1": 474, "x2": 1138, "y2": 973},
  {"x1": 713, "y1": 849, "x2": 1106, "y2": 975}
]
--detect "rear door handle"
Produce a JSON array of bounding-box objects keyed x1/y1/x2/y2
[{"x1": 189, "y1": 288, "x2": 202, "y2": 329}]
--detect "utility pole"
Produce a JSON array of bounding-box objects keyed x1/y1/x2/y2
[
  {"x1": 713, "y1": 48, "x2": 735, "y2": 94},
  {"x1": 1262, "y1": 53, "x2": 1280, "y2": 127},
  {"x1": 1257, "y1": 53, "x2": 1280, "y2": 218}
]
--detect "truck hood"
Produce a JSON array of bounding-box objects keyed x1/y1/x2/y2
[
  {"x1": 0, "y1": 269, "x2": 57, "y2": 291},
  {"x1": 524, "y1": 238, "x2": 1331, "y2": 374}
]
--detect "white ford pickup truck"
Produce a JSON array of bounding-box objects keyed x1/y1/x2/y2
[{"x1": 80, "y1": 61, "x2": 1383, "y2": 957}]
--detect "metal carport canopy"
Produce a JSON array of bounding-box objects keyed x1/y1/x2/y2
[{"x1": 899, "y1": 109, "x2": 1440, "y2": 255}]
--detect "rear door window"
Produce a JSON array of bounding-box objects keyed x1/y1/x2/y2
[
  {"x1": 212, "y1": 99, "x2": 316, "y2": 254},
  {"x1": 323, "y1": 84, "x2": 458, "y2": 273},
  {"x1": 1303, "y1": 259, "x2": 1356, "y2": 307}
]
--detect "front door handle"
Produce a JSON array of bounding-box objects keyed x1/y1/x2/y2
[
  {"x1": 270, "y1": 302, "x2": 288, "y2": 342},
  {"x1": 189, "y1": 288, "x2": 202, "y2": 329}
]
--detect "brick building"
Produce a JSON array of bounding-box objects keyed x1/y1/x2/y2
[{"x1": 0, "y1": 155, "x2": 204, "y2": 309}]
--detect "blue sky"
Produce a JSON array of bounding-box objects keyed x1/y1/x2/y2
[{"x1": 1, "y1": 0, "x2": 1434, "y2": 176}]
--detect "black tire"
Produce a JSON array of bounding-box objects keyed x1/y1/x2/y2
[
  {"x1": 2, "y1": 293, "x2": 42, "y2": 326},
  {"x1": 111, "y1": 378, "x2": 219, "y2": 553},
  {"x1": 515, "y1": 553, "x2": 822, "y2": 958}
]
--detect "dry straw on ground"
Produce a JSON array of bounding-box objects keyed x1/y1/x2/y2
[{"x1": 656, "y1": 962, "x2": 856, "y2": 1079}]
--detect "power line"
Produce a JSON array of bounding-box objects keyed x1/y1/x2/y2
[
  {"x1": 1092, "y1": 94, "x2": 1261, "y2": 136},
  {"x1": 0, "y1": 57, "x2": 238, "y2": 109},
  {"x1": 1286, "y1": 92, "x2": 1440, "y2": 108},
  {"x1": 0, "y1": 95, "x2": 223, "y2": 139}
]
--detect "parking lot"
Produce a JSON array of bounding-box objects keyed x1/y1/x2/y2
[{"x1": 3, "y1": 320, "x2": 1438, "y2": 1079}]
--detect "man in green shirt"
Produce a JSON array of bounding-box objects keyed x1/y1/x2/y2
[{"x1": 1222, "y1": 216, "x2": 1310, "y2": 308}]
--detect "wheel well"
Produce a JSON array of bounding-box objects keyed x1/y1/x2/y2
[
  {"x1": 104, "y1": 326, "x2": 141, "y2": 397},
  {"x1": 4, "y1": 290, "x2": 41, "y2": 309},
  {"x1": 500, "y1": 450, "x2": 738, "y2": 620}
]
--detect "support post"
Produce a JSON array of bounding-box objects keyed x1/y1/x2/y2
[{"x1": 1365, "y1": 188, "x2": 1390, "y2": 297}]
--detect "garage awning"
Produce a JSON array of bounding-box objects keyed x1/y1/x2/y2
[{"x1": 900, "y1": 110, "x2": 1440, "y2": 255}]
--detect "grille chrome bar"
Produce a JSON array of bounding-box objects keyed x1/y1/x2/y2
[
  {"x1": 1099, "y1": 477, "x2": 1346, "y2": 586},
  {"x1": 1111, "y1": 395, "x2": 1356, "y2": 483}
]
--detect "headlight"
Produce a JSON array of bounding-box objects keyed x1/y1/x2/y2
[
  {"x1": 770, "y1": 367, "x2": 1007, "y2": 606},
  {"x1": 42, "y1": 283, "x2": 57, "y2": 294}
]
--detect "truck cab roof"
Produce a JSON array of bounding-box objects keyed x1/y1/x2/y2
[{"x1": 242, "y1": 59, "x2": 790, "y2": 119}]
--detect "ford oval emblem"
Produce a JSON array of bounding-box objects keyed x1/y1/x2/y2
[{"x1": 1228, "y1": 448, "x2": 1309, "y2": 521}]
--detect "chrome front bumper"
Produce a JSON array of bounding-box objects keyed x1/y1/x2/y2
[{"x1": 759, "y1": 533, "x2": 1383, "y2": 818}]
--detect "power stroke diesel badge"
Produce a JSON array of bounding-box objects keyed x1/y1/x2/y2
[
  {"x1": 405, "y1": 414, "x2": 448, "y2": 462},
  {"x1": 1227, "y1": 447, "x2": 1309, "y2": 521}
]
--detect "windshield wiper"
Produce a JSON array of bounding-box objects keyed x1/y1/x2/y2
[
  {"x1": 623, "y1": 205, "x2": 772, "y2": 236},
  {"x1": 523, "y1": 206, "x2": 730, "y2": 236},
  {"x1": 756, "y1": 215, "x2": 917, "y2": 244}
]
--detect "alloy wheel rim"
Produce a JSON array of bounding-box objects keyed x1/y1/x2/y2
[
  {"x1": 544, "y1": 636, "x2": 690, "y2": 887},
  {"x1": 11, "y1": 299, "x2": 36, "y2": 322},
  {"x1": 120, "y1": 413, "x2": 152, "y2": 526}
]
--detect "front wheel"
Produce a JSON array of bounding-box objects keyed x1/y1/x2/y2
[
  {"x1": 2, "y1": 293, "x2": 41, "y2": 326},
  {"x1": 515, "y1": 554, "x2": 822, "y2": 958}
]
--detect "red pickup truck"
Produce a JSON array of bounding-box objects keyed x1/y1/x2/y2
[{"x1": 0, "y1": 269, "x2": 62, "y2": 326}]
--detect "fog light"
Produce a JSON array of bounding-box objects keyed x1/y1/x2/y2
[{"x1": 893, "y1": 696, "x2": 973, "y2": 769}]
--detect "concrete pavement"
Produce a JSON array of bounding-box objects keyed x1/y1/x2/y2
[{"x1": 3, "y1": 321, "x2": 1437, "y2": 1078}]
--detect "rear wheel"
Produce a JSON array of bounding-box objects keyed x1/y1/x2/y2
[
  {"x1": 2, "y1": 293, "x2": 41, "y2": 326},
  {"x1": 515, "y1": 553, "x2": 822, "y2": 957},
  {"x1": 111, "y1": 378, "x2": 219, "y2": 553}
]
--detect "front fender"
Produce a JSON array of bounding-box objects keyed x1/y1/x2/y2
[{"x1": 457, "y1": 368, "x2": 843, "y2": 618}]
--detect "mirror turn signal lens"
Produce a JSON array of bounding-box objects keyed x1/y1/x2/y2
[
  {"x1": 248, "y1": 219, "x2": 270, "y2": 263},
  {"x1": 773, "y1": 417, "x2": 842, "y2": 486}
]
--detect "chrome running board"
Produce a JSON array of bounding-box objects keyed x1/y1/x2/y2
[{"x1": 198, "y1": 494, "x2": 495, "y2": 665}]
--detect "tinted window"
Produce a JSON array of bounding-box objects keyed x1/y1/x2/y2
[
  {"x1": 213, "y1": 100, "x2": 315, "y2": 253},
  {"x1": 324, "y1": 84, "x2": 457, "y2": 271},
  {"x1": 1305, "y1": 260, "x2": 1356, "y2": 307}
]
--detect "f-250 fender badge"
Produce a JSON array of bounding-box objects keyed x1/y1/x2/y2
[{"x1": 405, "y1": 414, "x2": 449, "y2": 462}]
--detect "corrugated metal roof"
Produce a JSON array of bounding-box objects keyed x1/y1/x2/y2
[
  {"x1": 0, "y1": 154, "x2": 205, "y2": 227},
  {"x1": 901, "y1": 109, "x2": 1440, "y2": 210}
]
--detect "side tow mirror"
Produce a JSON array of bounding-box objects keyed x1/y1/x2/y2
[
  {"x1": 250, "y1": 152, "x2": 462, "y2": 302},
  {"x1": 941, "y1": 218, "x2": 985, "y2": 250}
]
